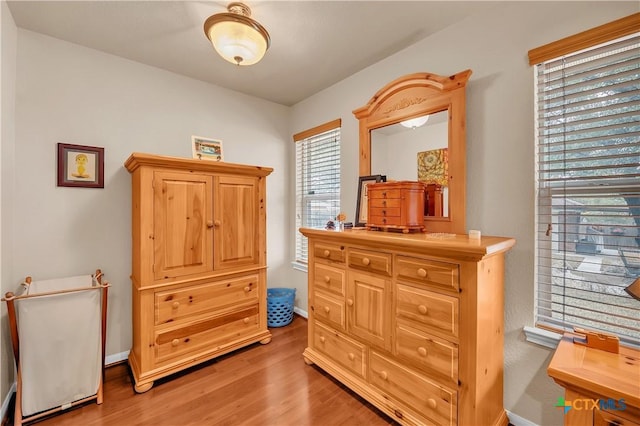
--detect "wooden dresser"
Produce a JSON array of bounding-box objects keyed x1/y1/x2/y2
[
  {"x1": 548, "y1": 334, "x2": 640, "y2": 426},
  {"x1": 299, "y1": 228, "x2": 515, "y2": 426},
  {"x1": 125, "y1": 153, "x2": 272, "y2": 393},
  {"x1": 367, "y1": 181, "x2": 426, "y2": 233}
]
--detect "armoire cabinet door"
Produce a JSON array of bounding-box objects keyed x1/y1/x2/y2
[
  {"x1": 214, "y1": 175, "x2": 259, "y2": 270},
  {"x1": 153, "y1": 171, "x2": 214, "y2": 280}
]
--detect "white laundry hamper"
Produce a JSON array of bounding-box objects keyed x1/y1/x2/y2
[{"x1": 2, "y1": 269, "x2": 109, "y2": 426}]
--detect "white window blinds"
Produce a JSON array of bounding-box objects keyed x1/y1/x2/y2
[
  {"x1": 294, "y1": 120, "x2": 341, "y2": 263},
  {"x1": 535, "y1": 33, "x2": 640, "y2": 346}
]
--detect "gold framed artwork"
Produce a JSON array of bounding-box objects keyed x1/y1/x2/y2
[
  {"x1": 417, "y1": 148, "x2": 448, "y2": 186},
  {"x1": 57, "y1": 143, "x2": 104, "y2": 188},
  {"x1": 192, "y1": 136, "x2": 223, "y2": 161}
]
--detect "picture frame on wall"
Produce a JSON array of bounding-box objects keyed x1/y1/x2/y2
[
  {"x1": 57, "y1": 143, "x2": 104, "y2": 188},
  {"x1": 355, "y1": 174, "x2": 386, "y2": 227},
  {"x1": 192, "y1": 135, "x2": 223, "y2": 161}
]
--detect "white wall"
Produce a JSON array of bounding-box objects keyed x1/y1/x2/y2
[
  {"x1": 11, "y1": 30, "x2": 290, "y2": 364},
  {"x1": 290, "y1": 3, "x2": 638, "y2": 425},
  {"x1": 1, "y1": 0, "x2": 17, "y2": 416}
]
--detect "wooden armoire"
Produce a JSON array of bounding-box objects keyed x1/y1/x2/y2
[{"x1": 124, "y1": 153, "x2": 272, "y2": 393}]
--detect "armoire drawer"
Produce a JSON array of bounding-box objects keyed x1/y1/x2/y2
[
  {"x1": 313, "y1": 291, "x2": 345, "y2": 330},
  {"x1": 154, "y1": 305, "x2": 259, "y2": 364},
  {"x1": 395, "y1": 320, "x2": 458, "y2": 384},
  {"x1": 155, "y1": 274, "x2": 259, "y2": 325},
  {"x1": 347, "y1": 248, "x2": 391, "y2": 276},
  {"x1": 313, "y1": 321, "x2": 366, "y2": 379},
  {"x1": 314, "y1": 263, "x2": 345, "y2": 296},
  {"x1": 396, "y1": 256, "x2": 459, "y2": 292},
  {"x1": 396, "y1": 284, "x2": 459, "y2": 340},
  {"x1": 313, "y1": 243, "x2": 345, "y2": 263},
  {"x1": 370, "y1": 351, "x2": 457, "y2": 426}
]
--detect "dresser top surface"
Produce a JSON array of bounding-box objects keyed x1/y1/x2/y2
[
  {"x1": 548, "y1": 334, "x2": 640, "y2": 408},
  {"x1": 299, "y1": 228, "x2": 515, "y2": 260}
]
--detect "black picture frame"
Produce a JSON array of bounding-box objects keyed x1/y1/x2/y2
[{"x1": 355, "y1": 174, "x2": 386, "y2": 227}]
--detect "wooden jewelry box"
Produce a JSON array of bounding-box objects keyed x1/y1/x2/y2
[{"x1": 366, "y1": 181, "x2": 426, "y2": 233}]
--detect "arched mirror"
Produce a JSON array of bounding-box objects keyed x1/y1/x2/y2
[{"x1": 353, "y1": 70, "x2": 471, "y2": 234}]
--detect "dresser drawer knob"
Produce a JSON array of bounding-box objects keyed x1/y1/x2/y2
[
  {"x1": 347, "y1": 299, "x2": 354, "y2": 306},
  {"x1": 323, "y1": 249, "x2": 331, "y2": 258},
  {"x1": 382, "y1": 192, "x2": 387, "y2": 197},
  {"x1": 172, "y1": 301, "x2": 180, "y2": 309},
  {"x1": 171, "y1": 339, "x2": 179, "y2": 347},
  {"x1": 206, "y1": 221, "x2": 214, "y2": 228},
  {"x1": 379, "y1": 370, "x2": 388, "y2": 380},
  {"x1": 418, "y1": 305, "x2": 428, "y2": 315},
  {"x1": 214, "y1": 220, "x2": 221, "y2": 227},
  {"x1": 243, "y1": 317, "x2": 250, "y2": 324},
  {"x1": 319, "y1": 336, "x2": 326, "y2": 344},
  {"x1": 324, "y1": 275, "x2": 331, "y2": 283},
  {"x1": 418, "y1": 347, "x2": 428, "y2": 357},
  {"x1": 427, "y1": 398, "x2": 437, "y2": 410},
  {"x1": 382, "y1": 200, "x2": 387, "y2": 206},
  {"x1": 348, "y1": 353, "x2": 355, "y2": 361},
  {"x1": 324, "y1": 306, "x2": 331, "y2": 314},
  {"x1": 417, "y1": 268, "x2": 428, "y2": 278},
  {"x1": 243, "y1": 286, "x2": 251, "y2": 293},
  {"x1": 362, "y1": 257, "x2": 371, "y2": 266}
]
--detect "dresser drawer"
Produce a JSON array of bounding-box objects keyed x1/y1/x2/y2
[
  {"x1": 368, "y1": 215, "x2": 402, "y2": 227},
  {"x1": 155, "y1": 305, "x2": 259, "y2": 364},
  {"x1": 595, "y1": 408, "x2": 640, "y2": 426},
  {"x1": 348, "y1": 248, "x2": 391, "y2": 276},
  {"x1": 369, "y1": 188, "x2": 402, "y2": 199},
  {"x1": 395, "y1": 320, "x2": 458, "y2": 384},
  {"x1": 313, "y1": 291, "x2": 345, "y2": 330},
  {"x1": 369, "y1": 198, "x2": 402, "y2": 208},
  {"x1": 314, "y1": 321, "x2": 366, "y2": 379},
  {"x1": 370, "y1": 351, "x2": 457, "y2": 426},
  {"x1": 369, "y1": 207, "x2": 401, "y2": 217},
  {"x1": 396, "y1": 284, "x2": 459, "y2": 339},
  {"x1": 313, "y1": 243, "x2": 345, "y2": 263},
  {"x1": 155, "y1": 275, "x2": 259, "y2": 325},
  {"x1": 314, "y1": 263, "x2": 345, "y2": 296},
  {"x1": 396, "y1": 256, "x2": 459, "y2": 292}
]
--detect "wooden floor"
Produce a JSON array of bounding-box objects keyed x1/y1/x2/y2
[{"x1": 11, "y1": 315, "x2": 396, "y2": 426}]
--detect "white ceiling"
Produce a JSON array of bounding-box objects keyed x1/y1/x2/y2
[{"x1": 7, "y1": 1, "x2": 500, "y2": 106}]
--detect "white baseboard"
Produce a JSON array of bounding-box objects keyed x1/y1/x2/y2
[
  {"x1": 293, "y1": 306, "x2": 308, "y2": 319},
  {"x1": 105, "y1": 350, "x2": 130, "y2": 366},
  {"x1": 507, "y1": 410, "x2": 539, "y2": 426}
]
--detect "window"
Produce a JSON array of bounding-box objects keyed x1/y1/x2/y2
[
  {"x1": 294, "y1": 119, "x2": 341, "y2": 264},
  {"x1": 530, "y1": 15, "x2": 640, "y2": 346}
]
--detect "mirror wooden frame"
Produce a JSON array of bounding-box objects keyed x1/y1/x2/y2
[{"x1": 353, "y1": 70, "x2": 471, "y2": 234}]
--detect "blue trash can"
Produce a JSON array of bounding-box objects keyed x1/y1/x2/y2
[{"x1": 267, "y1": 288, "x2": 296, "y2": 327}]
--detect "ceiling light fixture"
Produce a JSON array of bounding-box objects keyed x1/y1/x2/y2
[
  {"x1": 400, "y1": 115, "x2": 429, "y2": 129},
  {"x1": 203, "y1": 2, "x2": 271, "y2": 66}
]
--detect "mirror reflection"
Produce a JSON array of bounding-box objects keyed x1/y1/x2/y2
[{"x1": 370, "y1": 110, "x2": 449, "y2": 216}]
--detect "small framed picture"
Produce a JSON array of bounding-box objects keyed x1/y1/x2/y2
[
  {"x1": 355, "y1": 174, "x2": 386, "y2": 227},
  {"x1": 57, "y1": 143, "x2": 104, "y2": 188},
  {"x1": 192, "y1": 136, "x2": 223, "y2": 161}
]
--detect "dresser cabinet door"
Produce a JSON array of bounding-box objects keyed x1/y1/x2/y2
[
  {"x1": 347, "y1": 270, "x2": 392, "y2": 350},
  {"x1": 153, "y1": 171, "x2": 213, "y2": 280},
  {"x1": 214, "y1": 175, "x2": 259, "y2": 270}
]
